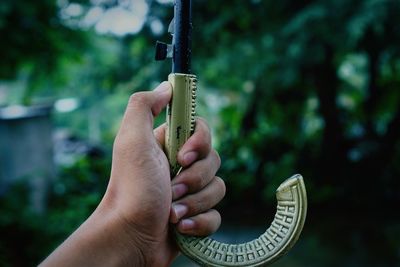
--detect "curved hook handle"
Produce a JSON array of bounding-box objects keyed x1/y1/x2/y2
[
  {"x1": 165, "y1": 73, "x2": 308, "y2": 266},
  {"x1": 175, "y1": 174, "x2": 307, "y2": 266}
]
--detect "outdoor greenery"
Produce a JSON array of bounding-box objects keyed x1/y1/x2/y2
[{"x1": 0, "y1": 0, "x2": 400, "y2": 266}]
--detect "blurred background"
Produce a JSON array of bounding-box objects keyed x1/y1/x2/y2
[{"x1": 1, "y1": 0, "x2": 400, "y2": 266}]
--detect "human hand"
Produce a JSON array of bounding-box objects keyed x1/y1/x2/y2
[
  {"x1": 40, "y1": 82, "x2": 225, "y2": 267},
  {"x1": 108, "y1": 81, "x2": 225, "y2": 265}
]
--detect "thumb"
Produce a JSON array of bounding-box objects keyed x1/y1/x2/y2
[{"x1": 119, "y1": 82, "x2": 172, "y2": 137}]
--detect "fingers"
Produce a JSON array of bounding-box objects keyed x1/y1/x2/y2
[
  {"x1": 118, "y1": 82, "x2": 172, "y2": 139},
  {"x1": 157, "y1": 116, "x2": 224, "y2": 236},
  {"x1": 171, "y1": 149, "x2": 221, "y2": 199},
  {"x1": 153, "y1": 123, "x2": 166, "y2": 148},
  {"x1": 177, "y1": 118, "x2": 212, "y2": 167},
  {"x1": 154, "y1": 117, "x2": 213, "y2": 167},
  {"x1": 169, "y1": 118, "x2": 224, "y2": 236},
  {"x1": 114, "y1": 83, "x2": 171, "y2": 159},
  {"x1": 170, "y1": 176, "x2": 225, "y2": 236},
  {"x1": 176, "y1": 209, "x2": 221, "y2": 236},
  {"x1": 170, "y1": 176, "x2": 225, "y2": 223}
]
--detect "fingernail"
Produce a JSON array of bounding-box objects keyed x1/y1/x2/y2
[
  {"x1": 180, "y1": 219, "x2": 195, "y2": 231},
  {"x1": 172, "y1": 204, "x2": 188, "y2": 220},
  {"x1": 154, "y1": 81, "x2": 170, "y2": 93},
  {"x1": 183, "y1": 151, "x2": 198, "y2": 165},
  {"x1": 172, "y1": 184, "x2": 188, "y2": 200}
]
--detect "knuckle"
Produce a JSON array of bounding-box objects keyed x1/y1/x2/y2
[
  {"x1": 113, "y1": 132, "x2": 148, "y2": 161},
  {"x1": 196, "y1": 117, "x2": 210, "y2": 131},
  {"x1": 215, "y1": 176, "x2": 226, "y2": 198},
  {"x1": 185, "y1": 196, "x2": 205, "y2": 215},
  {"x1": 212, "y1": 149, "x2": 221, "y2": 169},
  {"x1": 190, "y1": 135, "x2": 204, "y2": 150},
  {"x1": 181, "y1": 172, "x2": 204, "y2": 191},
  {"x1": 198, "y1": 210, "x2": 220, "y2": 235},
  {"x1": 113, "y1": 134, "x2": 131, "y2": 156},
  {"x1": 184, "y1": 177, "x2": 225, "y2": 216},
  {"x1": 128, "y1": 92, "x2": 148, "y2": 108},
  {"x1": 195, "y1": 218, "x2": 210, "y2": 235},
  {"x1": 191, "y1": 173, "x2": 205, "y2": 190},
  {"x1": 193, "y1": 119, "x2": 211, "y2": 146}
]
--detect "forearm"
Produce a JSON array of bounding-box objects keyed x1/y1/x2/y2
[{"x1": 39, "y1": 202, "x2": 144, "y2": 267}]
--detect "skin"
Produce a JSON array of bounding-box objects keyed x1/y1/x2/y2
[{"x1": 40, "y1": 82, "x2": 226, "y2": 267}]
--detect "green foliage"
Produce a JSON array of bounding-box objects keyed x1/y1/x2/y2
[
  {"x1": 2, "y1": 0, "x2": 400, "y2": 210},
  {"x1": 0, "y1": 154, "x2": 110, "y2": 266},
  {"x1": 0, "y1": 0, "x2": 89, "y2": 104},
  {"x1": 189, "y1": 0, "x2": 400, "y2": 208}
]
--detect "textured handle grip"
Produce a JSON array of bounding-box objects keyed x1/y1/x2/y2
[
  {"x1": 165, "y1": 73, "x2": 307, "y2": 266},
  {"x1": 165, "y1": 73, "x2": 197, "y2": 175},
  {"x1": 175, "y1": 175, "x2": 307, "y2": 267}
]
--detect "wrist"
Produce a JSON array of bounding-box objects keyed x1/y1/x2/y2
[
  {"x1": 40, "y1": 202, "x2": 146, "y2": 267},
  {"x1": 93, "y1": 198, "x2": 149, "y2": 266},
  {"x1": 98, "y1": 183, "x2": 177, "y2": 266}
]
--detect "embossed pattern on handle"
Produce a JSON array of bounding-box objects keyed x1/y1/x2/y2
[
  {"x1": 175, "y1": 175, "x2": 307, "y2": 266},
  {"x1": 165, "y1": 73, "x2": 197, "y2": 175},
  {"x1": 165, "y1": 73, "x2": 307, "y2": 266}
]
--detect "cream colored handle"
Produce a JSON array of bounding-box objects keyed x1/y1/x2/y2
[
  {"x1": 165, "y1": 73, "x2": 307, "y2": 266},
  {"x1": 175, "y1": 175, "x2": 307, "y2": 266},
  {"x1": 165, "y1": 73, "x2": 197, "y2": 175}
]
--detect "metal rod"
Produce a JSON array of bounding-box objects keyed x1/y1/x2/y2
[{"x1": 172, "y1": 0, "x2": 192, "y2": 74}]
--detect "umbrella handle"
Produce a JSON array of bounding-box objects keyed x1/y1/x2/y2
[{"x1": 165, "y1": 73, "x2": 308, "y2": 267}]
